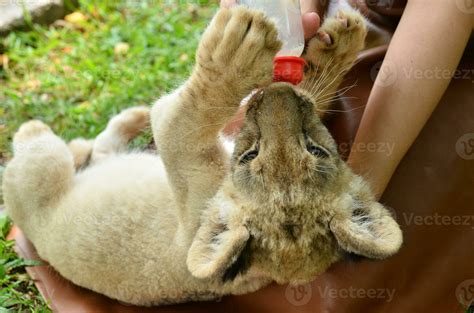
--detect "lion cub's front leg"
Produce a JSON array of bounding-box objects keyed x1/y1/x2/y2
[
  {"x1": 152, "y1": 8, "x2": 281, "y2": 231},
  {"x1": 300, "y1": 10, "x2": 367, "y2": 113},
  {"x1": 185, "y1": 7, "x2": 282, "y2": 127}
]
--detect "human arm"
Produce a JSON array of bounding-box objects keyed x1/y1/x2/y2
[{"x1": 347, "y1": 0, "x2": 474, "y2": 199}]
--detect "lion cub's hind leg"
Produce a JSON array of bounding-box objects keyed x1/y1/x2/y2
[
  {"x1": 67, "y1": 106, "x2": 150, "y2": 169},
  {"x1": 91, "y1": 106, "x2": 150, "y2": 163},
  {"x1": 68, "y1": 138, "x2": 94, "y2": 170},
  {"x1": 4, "y1": 121, "x2": 74, "y2": 228}
]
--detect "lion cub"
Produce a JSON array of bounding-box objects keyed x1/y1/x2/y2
[{"x1": 3, "y1": 7, "x2": 402, "y2": 306}]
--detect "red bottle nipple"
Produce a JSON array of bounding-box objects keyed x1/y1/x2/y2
[{"x1": 273, "y1": 56, "x2": 306, "y2": 85}]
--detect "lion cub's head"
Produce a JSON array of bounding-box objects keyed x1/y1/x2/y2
[{"x1": 187, "y1": 83, "x2": 402, "y2": 285}]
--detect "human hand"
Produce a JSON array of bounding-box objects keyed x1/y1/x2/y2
[
  {"x1": 300, "y1": 0, "x2": 320, "y2": 40},
  {"x1": 220, "y1": 0, "x2": 320, "y2": 41}
]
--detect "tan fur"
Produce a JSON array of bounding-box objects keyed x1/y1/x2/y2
[
  {"x1": 68, "y1": 138, "x2": 94, "y2": 170},
  {"x1": 91, "y1": 106, "x2": 150, "y2": 163},
  {"x1": 66, "y1": 106, "x2": 150, "y2": 170},
  {"x1": 300, "y1": 10, "x2": 367, "y2": 114},
  {"x1": 3, "y1": 7, "x2": 401, "y2": 306}
]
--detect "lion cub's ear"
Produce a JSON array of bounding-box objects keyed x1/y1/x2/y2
[
  {"x1": 330, "y1": 197, "x2": 403, "y2": 259},
  {"x1": 187, "y1": 196, "x2": 251, "y2": 282}
]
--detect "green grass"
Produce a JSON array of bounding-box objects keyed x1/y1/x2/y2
[
  {"x1": 0, "y1": 0, "x2": 217, "y2": 310},
  {"x1": 0, "y1": 213, "x2": 50, "y2": 312},
  {"x1": 1, "y1": 0, "x2": 217, "y2": 162}
]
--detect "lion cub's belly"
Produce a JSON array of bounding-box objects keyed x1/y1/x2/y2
[{"x1": 35, "y1": 153, "x2": 183, "y2": 301}]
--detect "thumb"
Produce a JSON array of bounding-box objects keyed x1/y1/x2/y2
[{"x1": 303, "y1": 12, "x2": 321, "y2": 41}]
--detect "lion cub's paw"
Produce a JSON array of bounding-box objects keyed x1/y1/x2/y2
[
  {"x1": 305, "y1": 10, "x2": 367, "y2": 66},
  {"x1": 68, "y1": 138, "x2": 94, "y2": 169},
  {"x1": 196, "y1": 7, "x2": 282, "y2": 89},
  {"x1": 14, "y1": 120, "x2": 52, "y2": 143},
  {"x1": 109, "y1": 106, "x2": 150, "y2": 140}
]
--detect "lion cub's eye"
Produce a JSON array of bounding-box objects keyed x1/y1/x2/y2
[
  {"x1": 239, "y1": 150, "x2": 259, "y2": 165},
  {"x1": 307, "y1": 144, "x2": 329, "y2": 158}
]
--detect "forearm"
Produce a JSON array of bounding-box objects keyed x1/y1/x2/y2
[{"x1": 347, "y1": 0, "x2": 473, "y2": 198}]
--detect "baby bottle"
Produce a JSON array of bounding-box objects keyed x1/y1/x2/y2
[{"x1": 238, "y1": 0, "x2": 306, "y2": 85}]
